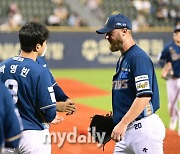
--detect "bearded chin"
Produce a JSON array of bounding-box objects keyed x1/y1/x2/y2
[
  {"x1": 110, "y1": 41, "x2": 122, "y2": 52},
  {"x1": 110, "y1": 44, "x2": 119, "y2": 52}
]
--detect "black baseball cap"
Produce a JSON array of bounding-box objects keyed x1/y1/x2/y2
[
  {"x1": 96, "y1": 14, "x2": 132, "y2": 34},
  {"x1": 174, "y1": 24, "x2": 180, "y2": 32}
]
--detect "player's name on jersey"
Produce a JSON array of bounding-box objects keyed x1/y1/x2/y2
[{"x1": 0, "y1": 64, "x2": 30, "y2": 78}]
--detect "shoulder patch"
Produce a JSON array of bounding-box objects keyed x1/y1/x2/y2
[
  {"x1": 136, "y1": 80, "x2": 150, "y2": 91},
  {"x1": 135, "y1": 75, "x2": 148, "y2": 82}
]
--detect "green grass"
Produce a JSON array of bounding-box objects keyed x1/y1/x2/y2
[
  {"x1": 51, "y1": 68, "x2": 169, "y2": 128},
  {"x1": 155, "y1": 69, "x2": 169, "y2": 127},
  {"x1": 75, "y1": 96, "x2": 112, "y2": 111},
  {"x1": 51, "y1": 68, "x2": 115, "y2": 90}
]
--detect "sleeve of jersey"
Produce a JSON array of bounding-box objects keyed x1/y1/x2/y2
[
  {"x1": 131, "y1": 56, "x2": 153, "y2": 97},
  {"x1": 4, "y1": 89, "x2": 22, "y2": 148},
  {"x1": 53, "y1": 84, "x2": 69, "y2": 102},
  {"x1": 159, "y1": 45, "x2": 171, "y2": 66},
  {"x1": 46, "y1": 66, "x2": 69, "y2": 102},
  {"x1": 37, "y1": 70, "x2": 56, "y2": 122},
  {"x1": 47, "y1": 66, "x2": 56, "y2": 84}
]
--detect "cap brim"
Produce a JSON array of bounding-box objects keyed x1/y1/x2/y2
[
  {"x1": 174, "y1": 29, "x2": 180, "y2": 32},
  {"x1": 96, "y1": 27, "x2": 114, "y2": 34}
]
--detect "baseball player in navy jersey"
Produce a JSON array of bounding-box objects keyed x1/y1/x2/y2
[
  {"x1": 0, "y1": 22, "x2": 58, "y2": 154},
  {"x1": 96, "y1": 14, "x2": 165, "y2": 153},
  {"x1": 0, "y1": 81, "x2": 22, "y2": 153},
  {"x1": 36, "y1": 56, "x2": 76, "y2": 115},
  {"x1": 159, "y1": 23, "x2": 180, "y2": 134}
]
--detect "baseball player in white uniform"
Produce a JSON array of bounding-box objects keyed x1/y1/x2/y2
[
  {"x1": 0, "y1": 22, "x2": 57, "y2": 154},
  {"x1": 96, "y1": 13, "x2": 166, "y2": 153},
  {"x1": 159, "y1": 23, "x2": 180, "y2": 134}
]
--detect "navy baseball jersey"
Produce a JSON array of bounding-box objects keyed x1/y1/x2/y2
[
  {"x1": 0, "y1": 82, "x2": 22, "y2": 148},
  {"x1": 112, "y1": 44, "x2": 159, "y2": 124},
  {"x1": 159, "y1": 41, "x2": 180, "y2": 77},
  {"x1": 36, "y1": 56, "x2": 68, "y2": 101},
  {"x1": 0, "y1": 56, "x2": 56, "y2": 130}
]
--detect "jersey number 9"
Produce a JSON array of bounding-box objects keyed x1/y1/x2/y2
[{"x1": 5, "y1": 79, "x2": 18, "y2": 104}]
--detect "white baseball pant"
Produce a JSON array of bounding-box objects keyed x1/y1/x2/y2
[
  {"x1": 167, "y1": 78, "x2": 180, "y2": 131},
  {"x1": 19, "y1": 129, "x2": 51, "y2": 154},
  {"x1": 114, "y1": 114, "x2": 165, "y2": 154}
]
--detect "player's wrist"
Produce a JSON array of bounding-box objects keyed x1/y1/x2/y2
[
  {"x1": 56, "y1": 101, "x2": 65, "y2": 112},
  {"x1": 120, "y1": 117, "x2": 131, "y2": 126}
]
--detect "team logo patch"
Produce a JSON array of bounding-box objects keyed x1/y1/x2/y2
[
  {"x1": 135, "y1": 75, "x2": 148, "y2": 82},
  {"x1": 169, "y1": 47, "x2": 180, "y2": 61},
  {"x1": 116, "y1": 22, "x2": 127, "y2": 27},
  {"x1": 136, "y1": 80, "x2": 150, "y2": 91},
  {"x1": 112, "y1": 79, "x2": 128, "y2": 89},
  {"x1": 119, "y1": 71, "x2": 128, "y2": 79}
]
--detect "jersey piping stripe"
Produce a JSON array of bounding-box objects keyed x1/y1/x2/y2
[
  {"x1": 5, "y1": 133, "x2": 22, "y2": 142},
  {"x1": 52, "y1": 82, "x2": 57, "y2": 87},
  {"x1": 40, "y1": 103, "x2": 56, "y2": 110},
  {"x1": 136, "y1": 91, "x2": 152, "y2": 96}
]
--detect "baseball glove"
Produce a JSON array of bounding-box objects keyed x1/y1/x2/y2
[{"x1": 89, "y1": 112, "x2": 114, "y2": 149}]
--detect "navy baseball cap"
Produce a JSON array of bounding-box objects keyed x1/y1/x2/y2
[
  {"x1": 174, "y1": 24, "x2": 180, "y2": 32},
  {"x1": 96, "y1": 14, "x2": 132, "y2": 34}
]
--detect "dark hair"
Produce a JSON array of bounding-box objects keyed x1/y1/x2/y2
[{"x1": 19, "y1": 22, "x2": 49, "y2": 52}]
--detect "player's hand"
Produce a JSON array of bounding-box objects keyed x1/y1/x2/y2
[
  {"x1": 51, "y1": 114, "x2": 64, "y2": 124},
  {"x1": 65, "y1": 99, "x2": 77, "y2": 115},
  {"x1": 161, "y1": 62, "x2": 173, "y2": 80},
  {"x1": 56, "y1": 99, "x2": 77, "y2": 115},
  {"x1": 111, "y1": 121, "x2": 128, "y2": 142}
]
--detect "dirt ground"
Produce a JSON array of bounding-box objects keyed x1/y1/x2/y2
[{"x1": 50, "y1": 78, "x2": 180, "y2": 154}]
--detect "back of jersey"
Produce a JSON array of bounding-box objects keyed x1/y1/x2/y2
[
  {"x1": 0, "y1": 82, "x2": 22, "y2": 149},
  {"x1": 0, "y1": 56, "x2": 56, "y2": 130}
]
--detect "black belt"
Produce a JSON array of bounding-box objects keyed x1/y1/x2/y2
[
  {"x1": 172, "y1": 76, "x2": 180, "y2": 79},
  {"x1": 135, "y1": 117, "x2": 143, "y2": 121}
]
